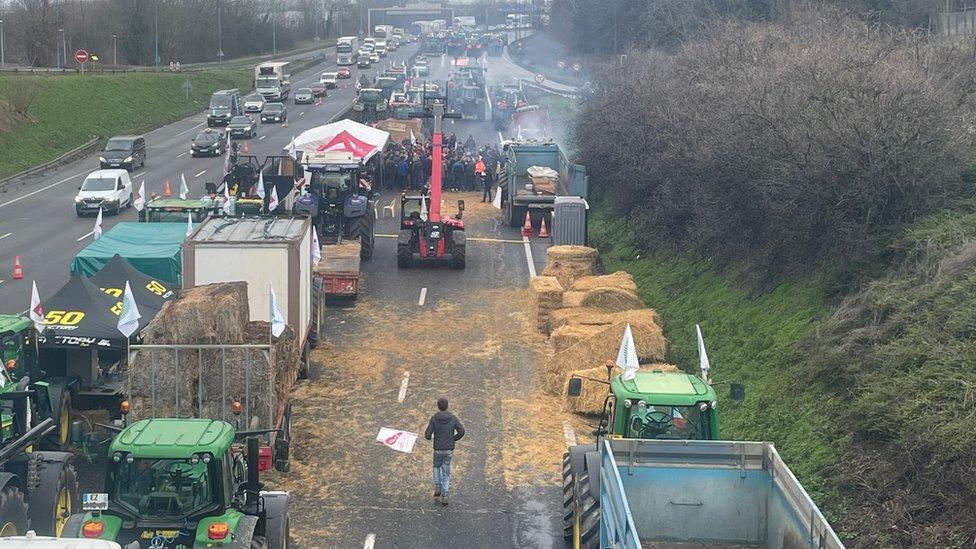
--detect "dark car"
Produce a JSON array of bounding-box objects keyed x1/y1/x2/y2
[
  {"x1": 310, "y1": 83, "x2": 328, "y2": 98},
  {"x1": 190, "y1": 129, "x2": 226, "y2": 157},
  {"x1": 227, "y1": 115, "x2": 257, "y2": 139},
  {"x1": 99, "y1": 135, "x2": 146, "y2": 171},
  {"x1": 261, "y1": 103, "x2": 287, "y2": 124},
  {"x1": 358, "y1": 57, "x2": 372, "y2": 69},
  {"x1": 294, "y1": 88, "x2": 314, "y2": 105}
]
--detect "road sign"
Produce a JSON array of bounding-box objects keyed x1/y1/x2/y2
[
  {"x1": 74, "y1": 49, "x2": 89, "y2": 64},
  {"x1": 573, "y1": 63, "x2": 581, "y2": 71},
  {"x1": 534, "y1": 73, "x2": 545, "y2": 84}
]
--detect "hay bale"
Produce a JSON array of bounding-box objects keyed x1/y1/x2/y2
[
  {"x1": 542, "y1": 320, "x2": 668, "y2": 395},
  {"x1": 550, "y1": 324, "x2": 604, "y2": 353},
  {"x1": 579, "y1": 287, "x2": 644, "y2": 312},
  {"x1": 530, "y1": 276, "x2": 564, "y2": 334},
  {"x1": 128, "y1": 282, "x2": 299, "y2": 431},
  {"x1": 565, "y1": 362, "x2": 680, "y2": 415},
  {"x1": 569, "y1": 271, "x2": 637, "y2": 293},
  {"x1": 549, "y1": 307, "x2": 660, "y2": 332},
  {"x1": 542, "y1": 245, "x2": 598, "y2": 289},
  {"x1": 562, "y1": 291, "x2": 585, "y2": 308}
]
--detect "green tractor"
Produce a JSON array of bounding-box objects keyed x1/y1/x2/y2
[
  {"x1": 61, "y1": 417, "x2": 290, "y2": 548},
  {"x1": 561, "y1": 327, "x2": 744, "y2": 548},
  {"x1": 353, "y1": 88, "x2": 388, "y2": 124}
]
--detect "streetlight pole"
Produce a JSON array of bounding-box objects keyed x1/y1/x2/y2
[
  {"x1": 217, "y1": 2, "x2": 225, "y2": 62},
  {"x1": 0, "y1": 20, "x2": 5, "y2": 69},
  {"x1": 272, "y1": 11, "x2": 277, "y2": 55},
  {"x1": 112, "y1": 34, "x2": 117, "y2": 66},
  {"x1": 59, "y1": 28, "x2": 65, "y2": 69},
  {"x1": 154, "y1": 1, "x2": 160, "y2": 67}
]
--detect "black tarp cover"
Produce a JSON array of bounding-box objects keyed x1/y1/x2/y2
[
  {"x1": 39, "y1": 274, "x2": 150, "y2": 349},
  {"x1": 88, "y1": 254, "x2": 176, "y2": 314}
]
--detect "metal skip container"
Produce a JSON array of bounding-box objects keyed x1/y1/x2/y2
[{"x1": 552, "y1": 196, "x2": 588, "y2": 245}]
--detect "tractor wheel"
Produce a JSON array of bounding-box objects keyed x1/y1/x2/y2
[
  {"x1": 576, "y1": 470, "x2": 601, "y2": 549},
  {"x1": 0, "y1": 485, "x2": 29, "y2": 536},
  {"x1": 451, "y1": 243, "x2": 466, "y2": 270},
  {"x1": 348, "y1": 216, "x2": 373, "y2": 261},
  {"x1": 561, "y1": 453, "x2": 574, "y2": 541},
  {"x1": 309, "y1": 278, "x2": 323, "y2": 350},
  {"x1": 60, "y1": 514, "x2": 85, "y2": 538},
  {"x1": 43, "y1": 391, "x2": 71, "y2": 451},
  {"x1": 397, "y1": 243, "x2": 412, "y2": 268},
  {"x1": 28, "y1": 456, "x2": 79, "y2": 536}
]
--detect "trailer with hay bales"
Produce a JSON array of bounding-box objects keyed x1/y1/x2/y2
[{"x1": 314, "y1": 241, "x2": 362, "y2": 298}]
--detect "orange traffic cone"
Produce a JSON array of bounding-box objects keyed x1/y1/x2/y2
[
  {"x1": 11, "y1": 256, "x2": 23, "y2": 280},
  {"x1": 538, "y1": 218, "x2": 549, "y2": 238},
  {"x1": 242, "y1": 140, "x2": 249, "y2": 154},
  {"x1": 521, "y1": 211, "x2": 532, "y2": 237},
  {"x1": 163, "y1": 180, "x2": 172, "y2": 197}
]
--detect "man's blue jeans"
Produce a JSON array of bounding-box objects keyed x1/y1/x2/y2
[{"x1": 432, "y1": 450, "x2": 454, "y2": 497}]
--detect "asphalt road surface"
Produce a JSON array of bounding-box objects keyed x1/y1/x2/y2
[{"x1": 0, "y1": 43, "x2": 421, "y2": 313}]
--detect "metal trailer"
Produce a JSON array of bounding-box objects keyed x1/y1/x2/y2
[
  {"x1": 499, "y1": 141, "x2": 588, "y2": 228},
  {"x1": 598, "y1": 438, "x2": 844, "y2": 549},
  {"x1": 314, "y1": 242, "x2": 362, "y2": 298}
]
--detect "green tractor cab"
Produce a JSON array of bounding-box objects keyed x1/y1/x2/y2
[
  {"x1": 143, "y1": 197, "x2": 220, "y2": 223},
  {"x1": 62, "y1": 418, "x2": 290, "y2": 548}
]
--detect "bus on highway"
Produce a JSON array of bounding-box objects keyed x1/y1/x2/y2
[{"x1": 337, "y1": 36, "x2": 357, "y2": 65}]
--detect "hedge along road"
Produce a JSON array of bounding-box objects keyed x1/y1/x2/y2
[{"x1": 0, "y1": 43, "x2": 420, "y2": 312}]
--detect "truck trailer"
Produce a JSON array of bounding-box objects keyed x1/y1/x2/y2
[
  {"x1": 499, "y1": 140, "x2": 587, "y2": 228},
  {"x1": 254, "y1": 62, "x2": 291, "y2": 102}
]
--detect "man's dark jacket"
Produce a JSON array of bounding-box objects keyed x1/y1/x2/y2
[{"x1": 425, "y1": 411, "x2": 465, "y2": 451}]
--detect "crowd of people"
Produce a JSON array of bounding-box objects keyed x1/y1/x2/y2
[{"x1": 383, "y1": 132, "x2": 505, "y2": 202}]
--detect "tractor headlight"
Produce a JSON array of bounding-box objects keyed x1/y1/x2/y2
[
  {"x1": 710, "y1": 400, "x2": 718, "y2": 409},
  {"x1": 623, "y1": 399, "x2": 632, "y2": 409},
  {"x1": 202, "y1": 453, "x2": 213, "y2": 463},
  {"x1": 190, "y1": 454, "x2": 200, "y2": 465},
  {"x1": 125, "y1": 454, "x2": 134, "y2": 464},
  {"x1": 636, "y1": 400, "x2": 646, "y2": 410},
  {"x1": 699, "y1": 402, "x2": 709, "y2": 412},
  {"x1": 112, "y1": 452, "x2": 123, "y2": 462}
]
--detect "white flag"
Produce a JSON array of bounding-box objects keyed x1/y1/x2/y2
[
  {"x1": 268, "y1": 184, "x2": 279, "y2": 212},
  {"x1": 223, "y1": 132, "x2": 232, "y2": 174},
  {"x1": 93, "y1": 207, "x2": 103, "y2": 240},
  {"x1": 256, "y1": 171, "x2": 266, "y2": 200},
  {"x1": 616, "y1": 323, "x2": 640, "y2": 381},
  {"x1": 696, "y1": 324, "x2": 711, "y2": 382},
  {"x1": 286, "y1": 135, "x2": 298, "y2": 159},
  {"x1": 376, "y1": 427, "x2": 418, "y2": 453},
  {"x1": 117, "y1": 281, "x2": 142, "y2": 338},
  {"x1": 29, "y1": 281, "x2": 44, "y2": 335},
  {"x1": 269, "y1": 284, "x2": 286, "y2": 337},
  {"x1": 492, "y1": 185, "x2": 502, "y2": 209},
  {"x1": 311, "y1": 229, "x2": 321, "y2": 265},
  {"x1": 420, "y1": 194, "x2": 428, "y2": 221},
  {"x1": 222, "y1": 183, "x2": 232, "y2": 215},
  {"x1": 134, "y1": 180, "x2": 146, "y2": 212},
  {"x1": 186, "y1": 212, "x2": 194, "y2": 236},
  {"x1": 179, "y1": 173, "x2": 189, "y2": 200},
  {"x1": 409, "y1": 128, "x2": 416, "y2": 145}
]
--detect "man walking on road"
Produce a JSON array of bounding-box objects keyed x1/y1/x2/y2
[{"x1": 424, "y1": 398, "x2": 465, "y2": 506}]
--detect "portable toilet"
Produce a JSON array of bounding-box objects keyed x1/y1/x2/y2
[{"x1": 552, "y1": 196, "x2": 588, "y2": 245}]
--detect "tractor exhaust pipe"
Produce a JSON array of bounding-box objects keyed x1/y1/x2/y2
[{"x1": 246, "y1": 436, "x2": 261, "y2": 508}]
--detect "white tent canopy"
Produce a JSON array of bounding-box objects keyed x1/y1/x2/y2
[{"x1": 288, "y1": 119, "x2": 390, "y2": 162}]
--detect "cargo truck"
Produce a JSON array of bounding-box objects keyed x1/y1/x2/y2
[
  {"x1": 337, "y1": 36, "x2": 358, "y2": 66},
  {"x1": 182, "y1": 216, "x2": 323, "y2": 377},
  {"x1": 595, "y1": 438, "x2": 844, "y2": 549},
  {"x1": 254, "y1": 62, "x2": 291, "y2": 102},
  {"x1": 499, "y1": 140, "x2": 587, "y2": 228}
]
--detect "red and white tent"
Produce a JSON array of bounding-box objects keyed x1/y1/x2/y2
[{"x1": 289, "y1": 119, "x2": 389, "y2": 162}]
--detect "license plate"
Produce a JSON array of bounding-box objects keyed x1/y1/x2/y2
[{"x1": 141, "y1": 530, "x2": 180, "y2": 539}]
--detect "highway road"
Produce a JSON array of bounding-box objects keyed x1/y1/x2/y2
[{"x1": 0, "y1": 44, "x2": 421, "y2": 313}]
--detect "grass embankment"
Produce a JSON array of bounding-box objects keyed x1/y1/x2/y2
[{"x1": 0, "y1": 70, "x2": 252, "y2": 178}]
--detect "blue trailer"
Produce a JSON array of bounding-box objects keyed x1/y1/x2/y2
[
  {"x1": 499, "y1": 141, "x2": 587, "y2": 228},
  {"x1": 596, "y1": 438, "x2": 843, "y2": 549}
]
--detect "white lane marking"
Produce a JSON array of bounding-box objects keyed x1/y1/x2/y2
[
  {"x1": 563, "y1": 421, "x2": 578, "y2": 447},
  {"x1": 0, "y1": 232, "x2": 11, "y2": 241},
  {"x1": 176, "y1": 151, "x2": 188, "y2": 158},
  {"x1": 300, "y1": 111, "x2": 306, "y2": 117},
  {"x1": 194, "y1": 170, "x2": 207, "y2": 178},
  {"x1": 259, "y1": 135, "x2": 267, "y2": 141},
  {"x1": 174, "y1": 122, "x2": 205, "y2": 138},
  {"x1": 131, "y1": 171, "x2": 145, "y2": 179},
  {"x1": 0, "y1": 172, "x2": 84, "y2": 210},
  {"x1": 397, "y1": 372, "x2": 410, "y2": 404},
  {"x1": 523, "y1": 235, "x2": 537, "y2": 278},
  {"x1": 418, "y1": 287, "x2": 427, "y2": 306},
  {"x1": 364, "y1": 534, "x2": 376, "y2": 549},
  {"x1": 76, "y1": 230, "x2": 94, "y2": 242}
]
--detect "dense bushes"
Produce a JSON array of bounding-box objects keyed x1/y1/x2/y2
[{"x1": 576, "y1": 9, "x2": 976, "y2": 281}]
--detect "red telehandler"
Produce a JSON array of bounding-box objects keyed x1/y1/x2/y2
[{"x1": 397, "y1": 91, "x2": 467, "y2": 269}]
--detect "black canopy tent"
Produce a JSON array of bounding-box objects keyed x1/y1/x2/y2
[{"x1": 88, "y1": 254, "x2": 176, "y2": 315}]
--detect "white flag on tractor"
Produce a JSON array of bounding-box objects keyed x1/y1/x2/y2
[
  {"x1": 311, "y1": 229, "x2": 321, "y2": 265},
  {"x1": 286, "y1": 135, "x2": 298, "y2": 159},
  {"x1": 117, "y1": 281, "x2": 142, "y2": 338},
  {"x1": 420, "y1": 195, "x2": 428, "y2": 221},
  {"x1": 134, "y1": 180, "x2": 146, "y2": 212},
  {"x1": 616, "y1": 323, "x2": 640, "y2": 381},
  {"x1": 492, "y1": 185, "x2": 502, "y2": 209},
  {"x1": 696, "y1": 324, "x2": 711, "y2": 382},
  {"x1": 186, "y1": 212, "x2": 194, "y2": 237},
  {"x1": 93, "y1": 207, "x2": 103, "y2": 240},
  {"x1": 268, "y1": 184, "x2": 279, "y2": 212},
  {"x1": 179, "y1": 173, "x2": 189, "y2": 200},
  {"x1": 222, "y1": 183, "x2": 233, "y2": 215},
  {"x1": 29, "y1": 281, "x2": 44, "y2": 335},
  {"x1": 269, "y1": 284, "x2": 286, "y2": 338},
  {"x1": 223, "y1": 132, "x2": 232, "y2": 174},
  {"x1": 256, "y1": 171, "x2": 266, "y2": 200}
]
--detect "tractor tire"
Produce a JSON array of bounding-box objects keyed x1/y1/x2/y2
[
  {"x1": 60, "y1": 513, "x2": 85, "y2": 538},
  {"x1": 397, "y1": 243, "x2": 412, "y2": 268},
  {"x1": 451, "y1": 243, "x2": 466, "y2": 270},
  {"x1": 0, "y1": 485, "x2": 29, "y2": 536},
  {"x1": 509, "y1": 205, "x2": 525, "y2": 228},
  {"x1": 27, "y1": 456, "x2": 79, "y2": 536},
  {"x1": 309, "y1": 278, "x2": 323, "y2": 350},
  {"x1": 561, "y1": 453, "x2": 574, "y2": 541},
  {"x1": 43, "y1": 391, "x2": 72, "y2": 451},
  {"x1": 576, "y1": 470, "x2": 601, "y2": 549},
  {"x1": 348, "y1": 215, "x2": 374, "y2": 261}
]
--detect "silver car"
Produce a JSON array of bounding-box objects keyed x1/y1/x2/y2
[
  {"x1": 243, "y1": 95, "x2": 265, "y2": 113},
  {"x1": 294, "y1": 87, "x2": 314, "y2": 105}
]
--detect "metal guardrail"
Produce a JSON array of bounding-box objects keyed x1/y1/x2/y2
[{"x1": 0, "y1": 135, "x2": 99, "y2": 193}]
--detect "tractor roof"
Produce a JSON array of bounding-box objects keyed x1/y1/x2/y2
[
  {"x1": 612, "y1": 370, "x2": 717, "y2": 407},
  {"x1": 147, "y1": 197, "x2": 215, "y2": 210},
  {"x1": 111, "y1": 419, "x2": 235, "y2": 458},
  {"x1": 0, "y1": 314, "x2": 31, "y2": 335}
]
